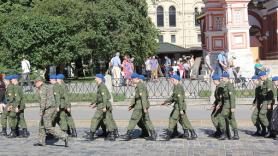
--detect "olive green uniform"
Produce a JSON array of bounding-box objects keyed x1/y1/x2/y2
[
  {"x1": 90, "y1": 83, "x2": 113, "y2": 133},
  {"x1": 126, "y1": 82, "x2": 155, "y2": 132},
  {"x1": 164, "y1": 83, "x2": 193, "y2": 132},
  {"x1": 13, "y1": 84, "x2": 27, "y2": 130},
  {"x1": 219, "y1": 82, "x2": 238, "y2": 131},
  {"x1": 211, "y1": 82, "x2": 224, "y2": 129},
  {"x1": 1, "y1": 84, "x2": 14, "y2": 130},
  {"x1": 259, "y1": 79, "x2": 274, "y2": 128},
  {"x1": 37, "y1": 84, "x2": 68, "y2": 145}
]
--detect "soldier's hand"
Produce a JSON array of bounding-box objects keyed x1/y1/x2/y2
[
  {"x1": 216, "y1": 105, "x2": 220, "y2": 110},
  {"x1": 102, "y1": 108, "x2": 107, "y2": 112},
  {"x1": 128, "y1": 105, "x2": 133, "y2": 111},
  {"x1": 67, "y1": 108, "x2": 71, "y2": 112},
  {"x1": 56, "y1": 108, "x2": 60, "y2": 112},
  {"x1": 144, "y1": 108, "x2": 148, "y2": 113},
  {"x1": 231, "y1": 108, "x2": 235, "y2": 113},
  {"x1": 211, "y1": 105, "x2": 215, "y2": 109},
  {"x1": 90, "y1": 104, "x2": 96, "y2": 108},
  {"x1": 15, "y1": 108, "x2": 19, "y2": 113},
  {"x1": 267, "y1": 105, "x2": 271, "y2": 110},
  {"x1": 180, "y1": 110, "x2": 184, "y2": 115}
]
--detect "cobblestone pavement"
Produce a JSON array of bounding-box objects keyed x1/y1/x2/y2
[{"x1": 0, "y1": 126, "x2": 278, "y2": 156}]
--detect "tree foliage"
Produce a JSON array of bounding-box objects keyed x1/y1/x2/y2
[{"x1": 0, "y1": 0, "x2": 158, "y2": 70}]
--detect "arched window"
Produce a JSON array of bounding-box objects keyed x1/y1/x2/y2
[
  {"x1": 157, "y1": 6, "x2": 164, "y2": 27},
  {"x1": 169, "y1": 6, "x2": 176, "y2": 27}
]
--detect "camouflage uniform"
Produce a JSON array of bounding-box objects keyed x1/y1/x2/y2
[
  {"x1": 251, "y1": 83, "x2": 264, "y2": 135},
  {"x1": 37, "y1": 84, "x2": 68, "y2": 145},
  {"x1": 211, "y1": 82, "x2": 224, "y2": 136}
]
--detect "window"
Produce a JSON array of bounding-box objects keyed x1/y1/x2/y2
[
  {"x1": 198, "y1": 34, "x2": 201, "y2": 42},
  {"x1": 171, "y1": 35, "x2": 176, "y2": 43},
  {"x1": 169, "y1": 6, "x2": 176, "y2": 27},
  {"x1": 159, "y1": 35, "x2": 164, "y2": 43},
  {"x1": 157, "y1": 6, "x2": 164, "y2": 27},
  {"x1": 213, "y1": 16, "x2": 223, "y2": 31}
]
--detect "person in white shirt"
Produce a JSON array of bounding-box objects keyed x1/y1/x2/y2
[{"x1": 21, "y1": 56, "x2": 32, "y2": 91}]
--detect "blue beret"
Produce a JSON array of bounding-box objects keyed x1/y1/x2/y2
[
  {"x1": 170, "y1": 74, "x2": 181, "y2": 81},
  {"x1": 4, "y1": 75, "x2": 12, "y2": 80},
  {"x1": 139, "y1": 75, "x2": 145, "y2": 80},
  {"x1": 131, "y1": 73, "x2": 140, "y2": 79},
  {"x1": 258, "y1": 72, "x2": 266, "y2": 77},
  {"x1": 251, "y1": 75, "x2": 259, "y2": 80},
  {"x1": 49, "y1": 75, "x2": 57, "y2": 79},
  {"x1": 56, "y1": 74, "x2": 65, "y2": 80},
  {"x1": 95, "y1": 74, "x2": 105, "y2": 79},
  {"x1": 11, "y1": 75, "x2": 20, "y2": 80},
  {"x1": 221, "y1": 72, "x2": 229, "y2": 78},
  {"x1": 212, "y1": 74, "x2": 221, "y2": 80},
  {"x1": 272, "y1": 76, "x2": 278, "y2": 81}
]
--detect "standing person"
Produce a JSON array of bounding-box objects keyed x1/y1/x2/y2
[
  {"x1": 210, "y1": 74, "x2": 224, "y2": 138},
  {"x1": 183, "y1": 61, "x2": 190, "y2": 79},
  {"x1": 122, "y1": 73, "x2": 157, "y2": 141},
  {"x1": 110, "y1": 52, "x2": 122, "y2": 86},
  {"x1": 0, "y1": 74, "x2": 5, "y2": 114},
  {"x1": 10, "y1": 75, "x2": 28, "y2": 138},
  {"x1": 33, "y1": 76, "x2": 68, "y2": 147},
  {"x1": 172, "y1": 61, "x2": 178, "y2": 75},
  {"x1": 122, "y1": 55, "x2": 133, "y2": 86},
  {"x1": 145, "y1": 57, "x2": 151, "y2": 80},
  {"x1": 86, "y1": 74, "x2": 115, "y2": 141},
  {"x1": 21, "y1": 56, "x2": 32, "y2": 91},
  {"x1": 218, "y1": 72, "x2": 239, "y2": 140},
  {"x1": 216, "y1": 51, "x2": 228, "y2": 75},
  {"x1": 178, "y1": 61, "x2": 185, "y2": 79},
  {"x1": 0, "y1": 75, "x2": 12, "y2": 136},
  {"x1": 150, "y1": 56, "x2": 159, "y2": 81},
  {"x1": 164, "y1": 56, "x2": 171, "y2": 79},
  {"x1": 205, "y1": 52, "x2": 214, "y2": 76},
  {"x1": 161, "y1": 75, "x2": 197, "y2": 141},
  {"x1": 271, "y1": 76, "x2": 278, "y2": 140},
  {"x1": 56, "y1": 74, "x2": 77, "y2": 137},
  {"x1": 258, "y1": 72, "x2": 275, "y2": 138}
]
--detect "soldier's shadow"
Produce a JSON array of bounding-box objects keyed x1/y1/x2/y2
[
  {"x1": 131, "y1": 129, "x2": 142, "y2": 139},
  {"x1": 199, "y1": 128, "x2": 215, "y2": 137},
  {"x1": 238, "y1": 128, "x2": 254, "y2": 136},
  {"x1": 45, "y1": 135, "x2": 60, "y2": 146}
]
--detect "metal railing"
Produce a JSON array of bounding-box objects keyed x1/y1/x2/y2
[{"x1": 22, "y1": 77, "x2": 261, "y2": 103}]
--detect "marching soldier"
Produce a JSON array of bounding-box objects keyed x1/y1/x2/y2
[
  {"x1": 33, "y1": 76, "x2": 68, "y2": 147},
  {"x1": 0, "y1": 75, "x2": 13, "y2": 136},
  {"x1": 210, "y1": 74, "x2": 224, "y2": 138},
  {"x1": 86, "y1": 74, "x2": 115, "y2": 141},
  {"x1": 218, "y1": 72, "x2": 239, "y2": 140},
  {"x1": 272, "y1": 76, "x2": 278, "y2": 140},
  {"x1": 161, "y1": 74, "x2": 197, "y2": 140},
  {"x1": 251, "y1": 75, "x2": 264, "y2": 136},
  {"x1": 10, "y1": 75, "x2": 28, "y2": 138},
  {"x1": 122, "y1": 74, "x2": 157, "y2": 141},
  {"x1": 258, "y1": 72, "x2": 275, "y2": 138},
  {"x1": 56, "y1": 74, "x2": 77, "y2": 137}
]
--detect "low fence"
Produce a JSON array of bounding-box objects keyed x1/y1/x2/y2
[{"x1": 22, "y1": 77, "x2": 259, "y2": 103}]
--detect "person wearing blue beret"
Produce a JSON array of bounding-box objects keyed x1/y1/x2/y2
[
  {"x1": 122, "y1": 73, "x2": 157, "y2": 141},
  {"x1": 87, "y1": 74, "x2": 116, "y2": 141},
  {"x1": 258, "y1": 71, "x2": 275, "y2": 138},
  {"x1": 161, "y1": 74, "x2": 197, "y2": 140},
  {"x1": 8, "y1": 74, "x2": 29, "y2": 138}
]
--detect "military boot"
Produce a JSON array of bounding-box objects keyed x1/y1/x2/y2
[
  {"x1": 122, "y1": 131, "x2": 132, "y2": 141},
  {"x1": 71, "y1": 128, "x2": 77, "y2": 138},
  {"x1": 219, "y1": 130, "x2": 227, "y2": 140},
  {"x1": 105, "y1": 131, "x2": 116, "y2": 141},
  {"x1": 261, "y1": 126, "x2": 267, "y2": 136},
  {"x1": 231, "y1": 129, "x2": 239, "y2": 140},
  {"x1": 33, "y1": 143, "x2": 45, "y2": 146},
  {"x1": 22, "y1": 128, "x2": 28, "y2": 138},
  {"x1": 139, "y1": 129, "x2": 149, "y2": 138},
  {"x1": 214, "y1": 128, "x2": 221, "y2": 138},
  {"x1": 0, "y1": 127, "x2": 7, "y2": 136},
  {"x1": 114, "y1": 129, "x2": 119, "y2": 138},
  {"x1": 252, "y1": 124, "x2": 261, "y2": 136},
  {"x1": 182, "y1": 129, "x2": 190, "y2": 139},
  {"x1": 86, "y1": 131, "x2": 95, "y2": 141},
  {"x1": 264, "y1": 128, "x2": 274, "y2": 138},
  {"x1": 188, "y1": 130, "x2": 198, "y2": 140},
  {"x1": 162, "y1": 130, "x2": 173, "y2": 141},
  {"x1": 145, "y1": 130, "x2": 157, "y2": 141},
  {"x1": 7, "y1": 128, "x2": 17, "y2": 138}
]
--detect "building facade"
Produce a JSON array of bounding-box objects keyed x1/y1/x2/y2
[
  {"x1": 199, "y1": 0, "x2": 278, "y2": 76},
  {"x1": 146, "y1": 0, "x2": 204, "y2": 50}
]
